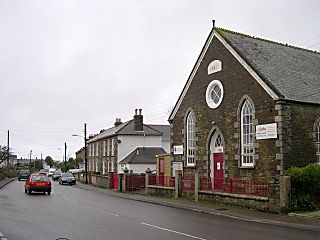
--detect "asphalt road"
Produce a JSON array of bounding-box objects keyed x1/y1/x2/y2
[{"x1": 0, "y1": 180, "x2": 319, "y2": 240}]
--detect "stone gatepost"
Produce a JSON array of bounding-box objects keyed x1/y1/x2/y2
[
  {"x1": 175, "y1": 170, "x2": 182, "y2": 199},
  {"x1": 280, "y1": 176, "x2": 291, "y2": 213},
  {"x1": 195, "y1": 171, "x2": 199, "y2": 202},
  {"x1": 122, "y1": 167, "x2": 129, "y2": 192},
  {"x1": 145, "y1": 168, "x2": 152, "y2": 194}
]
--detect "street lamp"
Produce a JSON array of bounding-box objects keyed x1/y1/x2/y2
[{"x1": 72, "y1": 123, "x2": 88, "y2": 184}]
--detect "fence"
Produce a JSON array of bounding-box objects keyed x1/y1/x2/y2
[
  {"x1": 182, "y1": 174, "x2": 195, "y2": 193},
  {"x1": 200, "y1": 177, "x2": 269, "y2": 197},
  {"x1": 127, "y1": 175, "x2": 145, "y2": 191}
]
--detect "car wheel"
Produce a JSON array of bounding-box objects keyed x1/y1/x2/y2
[
  {"x1": 47, "y1": 191, "x2": 51, "y2": 195},
  {"x1": 59, "y1": 181, "x2": 61, "y2": 185},
  {"x1": 27, "y1": 189, "x2": 32, "y2": 194},
  {"x1": 24, "y1": 188, "x2": 27, "y2": 193}
]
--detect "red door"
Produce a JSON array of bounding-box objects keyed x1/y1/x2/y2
[
  {"x1": 213, "y1": 153, "x2": 224, "y2": 190},
  {"x1": 114, "y1": 175, "x2": 118, "y2": 190}
]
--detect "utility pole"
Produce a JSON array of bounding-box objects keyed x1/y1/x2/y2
[
  {"x1": 41, "y1": 153, "x2": 43, "y2": 169},
  {"x1": 29, "y1": 150, "x2": 32, "y2": 167},
  {"x1": 64, "y1": 142, "x2": 67, "y2": 171},
  {"x1": 7, "y1": 130, "x2": 9, "y2": 168},
  {"x1": 84, "y1": 123, "x2": 88, "y2": 184}
]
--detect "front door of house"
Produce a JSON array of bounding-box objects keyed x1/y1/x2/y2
[
  {"x1": 209, "y1": 132, "x2": 224, "y2": 190},
  {"x1": 213, "y1": 153, "x2": 224, "y2": 190}
]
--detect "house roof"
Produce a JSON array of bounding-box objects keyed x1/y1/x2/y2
[
  {"x1": 147, "y1": 125, "x2": 170, "y2": 141},
  {"x1": 217, "y1": 28, "x2": 320, "y2": 105},
  {"x1": 119, "y1": 147, "x2": 166, "y2": 164},
  {"x1": 87, "y1": 120, "x2": 164, "y2": 143},
  {"x1": 169, "y1": 26, "x2": 320, "y2": 121}
]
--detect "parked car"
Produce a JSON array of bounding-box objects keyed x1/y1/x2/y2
[
  {"x1": 24, "y1": 173, "x2": 51, "y2": 195},
  {"x1": 59, "y1": 172, "x2": 76, "y2": 185},
  {"x1": 18, "y1": 169, "x2": 30, "y2": 181},
  {"x1": 39, "y1": 169, "x2": 49, "y2": 176},
  {"x1": 52, "y1": 170, "x2": 62, "y2": 181}
]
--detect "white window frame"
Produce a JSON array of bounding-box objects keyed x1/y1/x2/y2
[
  {"x1": 316, "y1": 120, "x2": 320, "y2": 164},
  {"x1": 111, "y1": 139, "x2": 115, "y2": 156},
  {"x1": 206, "y1": 80, "x2": 224, "y2": 109},
  {"x1": 102, "y1": 161, "x2": 105, "y2": 174},
  {"x1": 96, "y1": 143, "x2": 99, "y2": 156},
  {"x1": 107, "y1": 139, "x2": 110, "y2": 156},
  {"x1": 241, "y1": 100, "x2": 254, "y2": 167},
  {"x1": 95, "y1": 159, "x2": 98, "y2": 172},
  {"x1": 186, "y1": 112, "x2": 195, "y2": 166},
  {"x1": 103, "y1": 141, "x2": 106, "y2": 157}
]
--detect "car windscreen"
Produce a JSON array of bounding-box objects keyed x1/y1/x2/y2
[
  {"x1": 53, "y1": 171, "x2": 62, "y2": 174},
  {"x1": 61, "y1": 173, "x2": 73, "y2": 177},
  {"x1": 31, "y1": 175, "x2": 49, "y2": 181},
  {"x1": 20, "y1": 170, "x2": 30, "y2": 174}
]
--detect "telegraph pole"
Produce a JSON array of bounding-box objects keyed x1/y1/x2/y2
[
  {"x1": 84, "y1": 123, "x2": 88, "y2": 184},
  {"x1": 64, "y1": 142, "x2": 67, "y2": 171},
  {"x1": 7, "y1": 130, "x2": 9, "y2": 168}
]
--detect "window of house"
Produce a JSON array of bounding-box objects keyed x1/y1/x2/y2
[
  {"x1": 316, "y1": 120, "x2": 320, "y2": 163},
  {"x1": 102, "y1": 161, "x2": 105, "y2": 175},
  {"x1": 103, "y1": 141, "x2": 106, "y2": 157},
  {"x1": 111, "y1": 139, "x2": 115, "y2": 156},
  {"x1": 241, "y1": 100, "x2": 254, "y2": 167},
  {"x1": 95, "y1": 160, "x2": 98, "y2": 172},
  {"x1": 206, "y1": 80, "x2": 224, "y2": 109},
  {"x1": 96, "y1": 143, "x2": 99, "y2": 156},
  {"x1": 107, "y1": 139, "x2": 110, "y2": 156},
  {"x1": 186, "y1": 112, "x2": 195, "y2": 166}
]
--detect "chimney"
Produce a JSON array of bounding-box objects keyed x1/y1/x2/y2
[
  {"x1": 133, "y1": 108, "x2": 143, "y2": 131},
  {"x1": 114, "y1": 118, "x2": 122, "y2": 127}
]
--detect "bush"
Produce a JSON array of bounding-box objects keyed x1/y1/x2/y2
[
  {"x1": 287, "y1": 163, "x2": 320, "y2": 211},
  {"x1": 0, "y1": 166, "x2": 18, "y2": 180}
]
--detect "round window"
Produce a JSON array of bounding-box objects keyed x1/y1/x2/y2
[{"x1": 206, "y1": 80, "x2": 224, "y2": 109}]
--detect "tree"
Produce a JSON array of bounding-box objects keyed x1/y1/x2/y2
[
  {"x1": 0, "y1": 145, "x2": 13, "y2": 165},
  {"x1": 45, "y1": 156, "x2": 54, "y2": 167}
]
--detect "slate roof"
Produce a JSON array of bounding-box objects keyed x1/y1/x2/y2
[
  {"x1": 87, "y1": 120, "x2": 164, "y2": 143},
  {"x1": 217, "y1": 28, "x2": 320, "y2": 105},
  {"x1": 119, "y1": 147, "x2": 166, "y2": 164},
  {"x1": 147, "y1": 125, "x2": 170, "y2": 141}
]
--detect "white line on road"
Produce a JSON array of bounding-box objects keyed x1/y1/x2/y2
[
  {"x1": 62, "y1": 197, "x2": 78, "y2": 204},
  {"x1": 87, "y1": 205, "x2": 119, "y2": 217},
  {"x1": 140, "y1": 222, "x2": 208, "y2": 240}
]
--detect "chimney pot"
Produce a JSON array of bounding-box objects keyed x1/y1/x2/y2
[
  {"x1": 135, "y1": 109, "x2": 138, "y2": 115},
  {"x1": 139, "y1": 109, "x2": 142, "y2": 115}
]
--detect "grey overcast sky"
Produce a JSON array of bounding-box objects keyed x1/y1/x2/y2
[{"x1": 1, "y1": 0, "x2": 320, "y2": 161}]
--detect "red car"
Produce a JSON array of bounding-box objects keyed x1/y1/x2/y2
[{"x1": 25, "y1": 173, "x2": 52, "y2": 195}]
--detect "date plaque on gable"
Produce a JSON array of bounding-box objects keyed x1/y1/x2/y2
[{"x1": 208, "y1": 60, "x2": 222, "y2": 74}]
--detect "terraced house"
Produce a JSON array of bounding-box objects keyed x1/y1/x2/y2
[
  {"x1": 87, "y1": 109, "x2": 170, "y2": 175},
  {"x1": 169, "y1": 23, "x2": 320, "y2": 212}
]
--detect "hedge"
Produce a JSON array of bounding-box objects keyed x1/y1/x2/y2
[{"x1": 287, "y1": 163, "x2": 320, "y2": 211}]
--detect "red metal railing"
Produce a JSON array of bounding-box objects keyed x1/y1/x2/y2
[
  {"x1": 149, "y1": 174, "x2": 157, "y2": 185},
  {"x1": 200, "y1": 177, "x2": 269, "y2": 197},
  {"x1": 127, "y1": 175, "x2": 145, "y2": 191},
  {"x1": 148, "y1": 174, "x2": 175, "y2": 187},
  {"x1": 157, "y1": 175, "x2": 175, "y2": 187},
  {"x1": 182, "y1": 174, "x2": 195, "y2": 192}
]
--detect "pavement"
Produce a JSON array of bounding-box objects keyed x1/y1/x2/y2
[{"x1": 1, "y1": 178, "x2": 320, "y2": 233}]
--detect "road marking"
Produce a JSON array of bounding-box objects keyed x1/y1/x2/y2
[
  {"x1": 140, "y1": 222, "x2": 208, "y2": 240},
  {"x1": 87, "y1": 205, "x2": 119, "y2": 217},
  {"x1": 62, "y1": 197, "x2": 78, "y2": 204}
]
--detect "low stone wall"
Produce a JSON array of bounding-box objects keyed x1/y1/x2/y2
[
  {"x1": 147, "y1": 185, "x2": 175, "y2": 197},
  {"x1": 199, "y1": 191, "x2": 270, "y2": 212}
]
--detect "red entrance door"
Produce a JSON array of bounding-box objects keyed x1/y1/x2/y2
[
  {"x1": 213, "y1": 153, "x2": 224, "y2": 190},
  {"x1": 114, "y1": 175, "x2": 118, "y2": 190}
]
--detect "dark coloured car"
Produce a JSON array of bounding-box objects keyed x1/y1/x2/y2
[
  {"x1": 18, "y1": 170, "x2": 30, "y2": 181},
  {"x1": 59, "y1": 172, "x2": 76, "y2": 185},
  {"x1": 52, "y1": 170, "x2": 62, "y2": 181},
  {"x1": 24, "y1": 173, "x2": 51, "y2": 195}
]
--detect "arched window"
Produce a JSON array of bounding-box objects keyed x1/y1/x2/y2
[
  {"x1": 316, "y1": 119, "x2": 320, "y2": 163},
  {"x1": 186, "y1": 112, "x2": 195, "y2": 166},
  {"x1": 241, "y1": 100, "x2": 254, "y2": 167}
]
